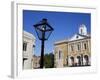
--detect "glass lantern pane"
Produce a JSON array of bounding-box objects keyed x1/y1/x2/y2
[
  {"x1": 45, "y1": 30, "x2": 53, "y2": 40},
  {"x1": 34, "y1": 19, "x2": 54, "y2": 40},
  {"x1": 35, "y1": 27, "x2": 43, "y2": 40}
]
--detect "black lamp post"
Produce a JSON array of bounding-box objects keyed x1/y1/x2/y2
[{"x1": 33, "y1": 18, "x2": 54, "y2": 68}]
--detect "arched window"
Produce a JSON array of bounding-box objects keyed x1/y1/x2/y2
[
  {"x1": 77, "y1": 56, "x2": 81, "y2": 66},
  {"x1": 70, "y1": 56, "x2": 74, "y2": 66},
  {"x1": 81, "y1": 29, "x2": 83, "y2": 34},
  {"x1": 84, "y1": 55, "x2": 89, "y2": 66}
]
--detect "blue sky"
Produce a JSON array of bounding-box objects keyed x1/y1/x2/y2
[{"x1": 23, "y1": 10, "x2": 91, "y2": 56}]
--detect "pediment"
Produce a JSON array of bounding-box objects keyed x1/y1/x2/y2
[{"x1": 69, "y1": 34, "x2": 87, "y2": 41}]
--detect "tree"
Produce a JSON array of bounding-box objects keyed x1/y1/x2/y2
[{"x1": 44, "y1": 53, "x2": 54, "y2": 68}]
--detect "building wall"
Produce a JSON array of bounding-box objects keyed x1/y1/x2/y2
[
  {"x1": 54, "y1": 42, "x2": 68, "y2": 68},
  {"x1": 54, "y1": 25, "x2": 91, "y2": 68},
  {"x1": 32, "y1": 55, "x2": 40, "y2": 69},
  {"x1": 68, "y1": 38, "x2": 91, "y2": 66},
  {"x1": 54, "y1": 38, "x2": 91, "y2": 67},
  {"x1": 23, "y1": 31, "x2": 35, "y2": 69}
]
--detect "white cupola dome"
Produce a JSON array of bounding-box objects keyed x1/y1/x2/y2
[{"x1": 79, "y1": 24, "x2": 87, "y2": 35}]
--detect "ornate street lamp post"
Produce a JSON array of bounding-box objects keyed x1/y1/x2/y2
[{"x1": 33, "y1": 18, "x2": 54, "y2": 68}]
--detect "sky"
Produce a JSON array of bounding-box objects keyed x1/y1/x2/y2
[{"x1": 23, "y1": 10, "x2": 91, "y2": 56}]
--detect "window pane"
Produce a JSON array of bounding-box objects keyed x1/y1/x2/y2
[
  {"x1": 77, "y1": 44, "x2": 80, "y2": 51},
  {"x1": 84, "y1": 43, "x2": 87, "y2": 50},
  {"x1": 59, "y1": 50, "x2": 61, "y2": 59},
  {"x1": 71, "y1": 45, "x2": 74, "y2": 51},
  {"x1": 23, "y1": 42, "x2": 27, "y2": 51}
]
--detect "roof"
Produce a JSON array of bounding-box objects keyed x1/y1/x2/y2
[
  {"x1": 68, "y1": 33, "x2": 90, "y2": 41},
  {"x1": 54, "y1": 33, "x2": 91, "y2": 45},
  {"x1": 54, "y1": 39, "x2": 68, "y2": 45},
  {"x1": 23, "y1": 31, "x2": 36, "y2": 40}
]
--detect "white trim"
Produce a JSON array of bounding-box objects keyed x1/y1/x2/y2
[{"x1": 11, "y1": 1, "x2": 18, "y2": 78}]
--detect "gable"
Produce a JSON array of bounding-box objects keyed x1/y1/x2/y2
[{"x1": 69, "y1": 34, "x2": 86, "y2": 41}]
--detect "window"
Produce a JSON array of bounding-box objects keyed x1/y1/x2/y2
[
  {"x1": 23, "y1": 58, "x2": 28, "y2": 68},
  {"x1": 84, "y1": 55, "x2": 89, "y2": 66},
  {"x1": 58, "y1": 50, "x2": 62, "y2": 59},
  {"x1": 81, "y1": 29, "x2": 83, "y2": 34},
  {"x1": 33, "y1": 45, "x2": 35, "y2": 48},
  {"x1": 70, "y1": 56, "x2": 74, "y2": 66},
  {"x1": 71, "y1": 45, "x2": 74, "y2": 51},
  {"x1": 77, "y1": 44, "x2": 80, "y2": 51},
  {"x1": 76, "y1": 35, "x2": 79, "y2": 38},
  {"x1": 84, "y1": 43, "x2": 87, "y2": 50},
  {"x1": 23, "y1": 42, "x2": 27, "y2": 51}
]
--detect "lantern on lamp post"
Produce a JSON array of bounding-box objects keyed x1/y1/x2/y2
[{"x1": 33, "y1": 18, "x2": 54, "y2": 68}]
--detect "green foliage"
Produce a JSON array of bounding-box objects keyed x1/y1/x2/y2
[{"x1": 44, "y1": 53, "x2": 54, "y2": 68}]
